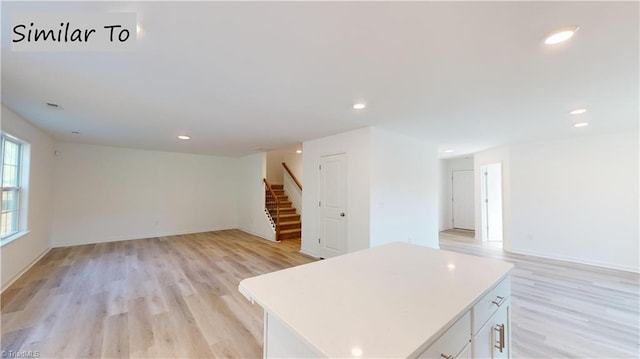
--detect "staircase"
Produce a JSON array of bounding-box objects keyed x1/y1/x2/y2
[{"x1": 267, "y1": 184, "x2": 301, "y2": 241}]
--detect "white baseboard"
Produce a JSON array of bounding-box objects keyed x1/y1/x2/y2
[
  {"x1": 299, "y1": 248, "x2": 318, "y2": 258},
  {"x1": 1, "y1": 247, "x2": 51, "y2": 293},
  {"x1": 52, "y1": 226, "x2": 236, "y2": 248},
  {"x1": 507, "y1": 247, "x2": 639, "y2": 274},
  {"x1": 237, "y1": 228, "x2": 277, "y2": 242}
]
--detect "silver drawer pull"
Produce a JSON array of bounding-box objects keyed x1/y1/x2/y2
[
  {"x1": 494, "y1": 323, "x2": 505, "y2": 353},
  {"x1": 491, "y1": 295, "x2": 505, "y2": 306},
  {"x1": 440, "y1": 354, "x2": 454, "y2": 359}
]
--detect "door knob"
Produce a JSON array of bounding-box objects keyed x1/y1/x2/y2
[{"x1": 340, "y1": 213, "x2": 345, "y2": 217}]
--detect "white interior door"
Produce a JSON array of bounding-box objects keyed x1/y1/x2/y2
[
  {"x1": 319, "y1": 153, "x2": 347, "y2": 259},
  {"x1": 452, "y1": 170, "x2": 474, "y2": 230},
  {"x1": 481, "y1": 163, "x2": 503, "y2": 242}
]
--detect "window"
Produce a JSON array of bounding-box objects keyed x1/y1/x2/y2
[{"x1": 1, "y1": 134, "x2": 25, "y2": 239}]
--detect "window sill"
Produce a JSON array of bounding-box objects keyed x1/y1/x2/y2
[{"x1": 0, "y1": 230, "x2": 30, "y2": 247}]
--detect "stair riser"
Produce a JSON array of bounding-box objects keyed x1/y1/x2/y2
[
  {"x1": 278, "y1": 215, "x2": 300, "y2": 222},
  {"x1": 269, "y1": 209, "x2": 297, "y2": 217},
  {"x1": 279, "y1": 231, "x2": 301, "y2": 240},
  {"x1": 279, "y1": 223, "x2": 301, "y2": 231},
  {"x1": 268, "y1": 203, "x2": 292, "y2": 209}
]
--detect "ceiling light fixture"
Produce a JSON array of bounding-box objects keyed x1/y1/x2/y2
[
  {"x1": 569, "y1": 108, "x2": 587, "y2": 115},
  {"x1": 177, "y1": 135, "x2": 191, "y2": 140},
  {"x1": 296, "y1": 150, "x2": 302, "y2": 154},
  {"x1": 353, "y1": 103, "x2": 366, "y2": 110},
  {"x1": 444, "y1": 149, "x2": 454, "y2": 153},
  {"x1": 574, "y1": 122, "x2": 589, "y2": 128},
  {"x1": 544, "y1": 26, "x2": 579, "y2": 45}
]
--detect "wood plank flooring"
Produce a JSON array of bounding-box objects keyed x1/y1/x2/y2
[
  {"x1": 1, "y1": 230, "x2": 313, "y2": 358},
  {"x1": 2, "y1": 229, "x2": 638, "y2": 358},
  {"x1": 440, "y1": 230, "x2": 640, "y2": 358}
]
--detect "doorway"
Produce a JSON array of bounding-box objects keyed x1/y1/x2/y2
[
  {"x1": 452, "y1": 170, "x2": 474, "y2": 230},
  {"x1": 480, "y1": 162, "x2": 503, "y2": 245},
  {"x1": 318, "y1": 153, "x2": 347, "y2": 259}
]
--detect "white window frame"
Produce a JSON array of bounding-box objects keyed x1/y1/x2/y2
[{"x1": 1, "y1": 133, "x2": 29, "y2": 244}]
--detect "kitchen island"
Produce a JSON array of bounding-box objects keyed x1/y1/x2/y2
[{"x1": 239, "y1": 242, "x2": 513, "y2": 359}]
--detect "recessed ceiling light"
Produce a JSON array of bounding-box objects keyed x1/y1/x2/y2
[
  {"x1": 353, "y1": 103, "x2": 366, "y2": 110},
  {"x1": 177, "y1": 135, "x2": 191, "y2": 140},
  {"x1": 444, "y1": 149, "x2": 454, "y2": 153},
  {"x1": 569, "y1": 108, "x2": 587, "y2": 115},
  {"x1": 544, "y1": 26, "x2": 579, "y2": 45},
  {"x1": 574, "y1": 122, "x2": 589, "y2": 128},
  {"x1": 296, "y1": 150, "x2": 302, "y2": 154}
]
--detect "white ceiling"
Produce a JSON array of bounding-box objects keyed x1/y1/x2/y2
[{"x1": 2, "y1": 1, "x2": 638, "y2": 158}]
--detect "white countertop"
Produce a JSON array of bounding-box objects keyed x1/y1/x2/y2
[{"x1": 239, "y1": 242, "x2": 513, "y2": 358}]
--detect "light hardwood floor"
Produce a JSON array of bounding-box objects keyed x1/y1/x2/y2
[
  {"x1": 1, "y1": 230, "x2": 313, "y2": 358},
  {"x1": 2, "y1": 230, "x2": 638, "y2": 358},
  {"x1": 440, "y1": 230, "x2": 639, "y2": 358}
]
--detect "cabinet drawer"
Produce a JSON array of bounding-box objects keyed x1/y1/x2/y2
[
  {"x1": 417, "y1": 311, "x2": 471, "y2": 359},
  {"x1": 472, "y1": 297, "x2": 510, "y2": 359},
  {"x1": 472, "y1": 277, "x2": 510, "y2": 334}
]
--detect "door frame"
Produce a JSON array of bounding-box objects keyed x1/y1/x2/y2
[{"x1": 480, "y1": 162, "x2": 503, "y2": 243}]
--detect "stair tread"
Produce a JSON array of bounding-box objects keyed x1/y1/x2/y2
[
  {"x1": 280, "y1": 229, "x2": 301, "y2": 234},
  {"x1": 279, "y1": 220, "x2": 301, "y2": 225}
]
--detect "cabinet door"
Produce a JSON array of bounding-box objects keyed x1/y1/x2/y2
[{"x1": 473, "y1": 298, "x2": 510, "y2": 359}]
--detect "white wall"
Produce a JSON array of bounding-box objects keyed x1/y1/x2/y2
[
  {"x1": 474, "y1": 146, "x2": 511, "y2": 249},
  {"x1": 266, "y1": 151, "x2": 286, "y2": 184},
  {"x1": 283, "y1": 151, "x2": 303, "y2": 183},
  {"x1": 301, "y1": 128, "x2": 371, "y2": 256},
  {"x1": 1, "y1": 105, "x2": 55, "y2": 290},
  {"x1": 439, "y1": 157, "x2": 474, "y2": 231},
  {"x1": 236, "y1": 152, "x2": 276, "y2": 241},
  {"x1": 266, "y1": 148, "x2": 303, "y2": 185},
  {"x1": 51, "y1": 143, "x2": 238, "y2": 246},
  {"x1": 508, "y1": 132, "x2": 639, "y2": 272},
  {"x1": 370, "y1": 128, "x2": 439, "y2": 248}
]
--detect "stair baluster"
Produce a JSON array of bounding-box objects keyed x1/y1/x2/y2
[{"x1": 263, "y1": 178, "x2": 281, "y2": 241}]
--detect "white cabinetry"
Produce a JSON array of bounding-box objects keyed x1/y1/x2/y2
[
  {"x1": 239, "y1": 243, "x2": 513, "y2": 359},
  {"x1": 416, "y1": 277, "x2": 511, "y2": 359},
  {"x1": 472, "y1": 279, "x2": 511, "y2": 359},
  {"x1": 417, "y1": 311, "x2": 471, "y2": 359},
  {"x1": 458, "y1": 343, "x2": 472, "y2": 359}
]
